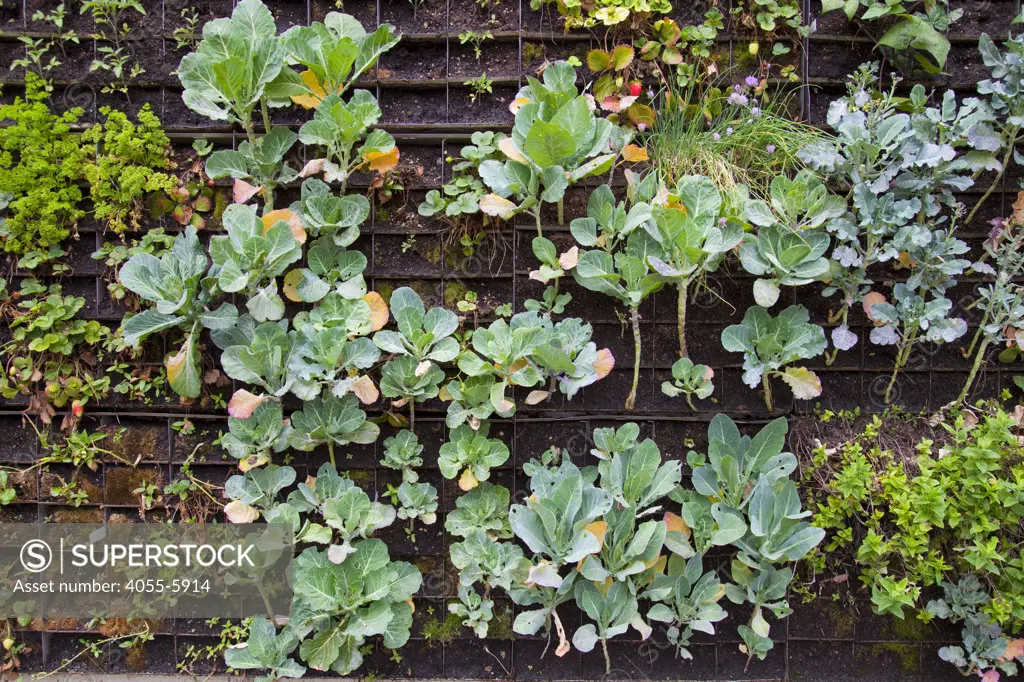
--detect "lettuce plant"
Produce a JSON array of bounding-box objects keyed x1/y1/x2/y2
[
  {"x1": 477, "y1": 61, "x2": 622, "y2": 235},
  {"x1": 209, "y1": 203, "x2": 303, "y2": 323},
  {"x1": 119, "y1": 226, "x2": 238, "y2": 398},
  {"x1": 438, "y1": 423, "x2": 510, "y2": 491},
  {"x1": 571, "y1": 185, "x2": 664, "y2": 410},
  {"x1": 288, "y1": 393, "x2": 379, "y2": 467},
  {"x1": 739, "y1": 171, "x2": 842, "y2": 307},
  {"x1": 640, "y1": 175, "x2": 742, "y2": 358},
  {"x1": 721, "y1": 305, "x2": 826, "y2": 411},
  {"x1": 380, "y1": 430, "x2": 423, "y2": 483}
]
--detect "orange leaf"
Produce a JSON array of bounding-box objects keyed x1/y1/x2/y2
[
  {"x1": 350, "y1": 375, "x2": 380, "y2": 405},
  {"x1": 233, "y1": 179, "x2": 260, "y2": 203},
  {"x1": 622, "y1": 144, "x2": 649, "y2": 162},
  {"x1": 363, "y1": 292, "x2": 389, "y2": 331},
  {"x1": 594, "y1": 348, "x2": 615, "y2": 379},
  {"x1": 282, "y1": 269, "x2": 304, "y2": 302},
  {"x1": 664, "y1": 511, "x2": 691, "y2": 539},
  {"x1": 364, "y1": 147, "x2": 400, "y2": 173},
  {"x1": 262, "y1": 209, "x2": 306, "y2": 244},
  {"x1": 863, "y1": 291, "x2": 887, "y2": 323},
  {"x1": 290, "y1": 70, "x2": 329, "y2": 109},
  {"x1": 228, "y1": 389, "x2": 265, "y2": 419},
  {"x1": 583, "y1": 520, "x2": 608, "y2": 546}
]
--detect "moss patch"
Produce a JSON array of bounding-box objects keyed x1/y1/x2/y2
[
  {"x1": 422, "y1": 611, "x2": 463, "y2": 646},
  {"x1": 104, "y1": 467, "x2": 164, "y2": 506}
]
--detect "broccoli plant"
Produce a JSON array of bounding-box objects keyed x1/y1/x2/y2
[
  {"x1": 662, "y1": 358, "x2": 714, "y2": 410},
  {"x1": 222, "y1": 400, "x2": 292, "y2": 470},
  {"x1": 288, "y1": 178, "x2": 370, "y2": 246},
  {"x1": 739, "y1": 171, "x2": 842, "y2": 307},
  {"x1": 640, "y1": 174, "x2": 742, "y2": 359},
  {"x1": 283, "y1": 237, "x2": 368, "y2": 304},
  {"x1": 177, "y1": 0, "x2": 285, "y2": 139},
  {"x1": 720, "y1": 305, "x2": 826, "y2": 411},
  {"x1": 209, "y1": 203, "x2": 304, "y2": 323},
  {"x1": 394, "y1": 481, "x2": 438, "y2": 526},
  {"x1": 670, "y1": 415, "x2": 824, "y2": 667},
  {"x1": 477, "y1": 61, "x2": 624, "y2": 235},
  {"x1": 438, "y1": 423, "x2": 510, "y2": 491},
  {"x1": 373, "y1": 287, "x2": 460, "y2": 365},
  {"x1": 570, "y1": 184, "x2": 664, "y2": 410},
  {"x1": 119, "y1": 226, "x2": 238, "y2": 398},
  {"x1": 206, "y1": 127, "x2": 299, "y2": 212},
  {"x1": 288, "y1": 393, "x2": 380, "y2": 467},
  {"x1": 643, "y1": 553, "x2": 728, "y2": 661},
  {"x1": 381, "y1": 430, "x2": 424, "y2": 483}
]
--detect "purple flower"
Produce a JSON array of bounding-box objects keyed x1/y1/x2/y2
[
  {"x1": 745, "y1": 75, "x2": 759, "y2": 87},
  {"x1": 751, "y1": 106, "x2": 761, "y2": 118},
  {"x1": 728, "y1": 92, "x2": 748, "y2": 106},
  {"x1": 766, "y1": 144, "x2": 776, "y2": 153},
  {"x1": 718, "y1": 217, "x2": 728, "y2": 227},
  {"x1": 712, "y1": 132, "x2": 720, "y2": 141},
  {"x1": 726, "y1": 127, "x2": 734, "y2": 136}
]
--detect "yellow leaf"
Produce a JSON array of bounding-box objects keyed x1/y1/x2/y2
[
  {"x1": 458, "y1": 468, "x2": 479, "y2": 491},
  {"x1": 350, "y1": 375, "x2": 379, "y2": 405},
  {"x1": 238, "y1": 453, "x2": 270, "y2": 472},
  {"x1": 509, "y1": 96, "x2": 531, "y2": 114},
  {"x1": 283, "y1": 269, "x2": 304, "y2": 302},
  {"x1": 583, "y1": 520, "x2": 608, "y2": 546},
  {"x1": 622, "y1": 144, "x2": 649, "y2": 162},
  {"x1": 525, "y1": 390, "x2": 549, "y2": 405},
  {"x1": 224, "y1": 500, "x2": 259, "y2": 523},
  {"x1": 363, "y1": 292, "x2": 389, "y2": 331},
  {"x1": 479, "y1": 193, "x2": 517, "y2": 219},
  {"x1": 290, "y1": 70, "x2": 329, "y2": 109},
  {"x1": 438, "y1": 385, "x2": 452, "y2": 401},
  {"x1": 648, "y1": 555, "x2": 667, "y2": 574},
  {"x1": 499, "y1": 137, "x2": 527, "y2": 163},
  {"x1": 780, "y1": 367, "x2": 822, "y2": 400},
  {"x1": 262, "y1": 209, "x2": 306, "y2": 244},
  {"x1": 364, "y1": 147, "x2": 400, "y2": 173}
]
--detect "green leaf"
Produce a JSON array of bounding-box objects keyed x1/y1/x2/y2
[{"x1": 524, "y1": 120, "x2": 575, "y2": 167}]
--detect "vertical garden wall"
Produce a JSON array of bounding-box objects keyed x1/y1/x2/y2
[{"x1": 1, "y1": 0, "x2": 1023, "y2": 680}]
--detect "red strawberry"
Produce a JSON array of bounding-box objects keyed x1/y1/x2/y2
[{"x1": 628, "y1": 82, "x2": 642, "y2": 97}]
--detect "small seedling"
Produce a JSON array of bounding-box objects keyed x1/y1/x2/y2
[
  {"x1": 464, "y1": 73, "x2": 493, "y2": 104},
  {"x1": 459, "y1": 31, "x2": 494, "y2": 61}
]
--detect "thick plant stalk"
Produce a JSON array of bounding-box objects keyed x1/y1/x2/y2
[
  {"x1": 327, "y1": 442, "x2": 336, "y2": 468},
  {"x1": 626, "y1": 306, "x2": 641, "y2": 411},
  {"x1": 601, "y1": 637, "x2": 611, "y2": 675},
  {"x1": 966, "y1": 126, "x2": 1020, "y2": 226},
  {"x1": 677, "y1": 281, "x2": 689, "y2": 358},
  {"x1": 534, "y1": 210, "x2": 542, "y2": 238},
  {"x1": 958, "y1": 337, "x2": 991, "y2": 405},
  {"x1": 884, "y1": 326, "x2": 919, "y2": 404},
  {"x1": 557, "y1": 198, "x2": 564, "y2": 226},
  {"x1": 761, "y1": 373, "x2": 774, "y2": 412},
  {"x1": 409, "y1": 400, "x2": 415, "y2": 433},
  {"x1": 260, "y1": 98, "x2": 272, "y2": 135}
]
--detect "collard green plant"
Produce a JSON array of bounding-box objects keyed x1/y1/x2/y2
[
  {"x1": 438, "y1": 422, "x2": 510, "y2": 491},
  {"x1": 672, "y1": 415, "x2": 823, "y2": 667},
  {"x1": 721, "y1": 305, "x2": 826, "y2": 411},
  {"x1": 177, "y1": 0, "x2": 285, "y2": 138},
  {"x1": 288, "y1": 393, "x2": 379, "y2": 467},
  {"x1": 379, "y1": 356, "x2": 446, "y2": 429},
  {"x1": 640, "y1": 174, "x2": 742, "y2": 359},
  {"x1": 662, "y1": 358, "x2": 714, "y2": 410},
  {"x1": 219, "y1": 320, "x2": 302, "y2": 399},
  {"x1": 206, "y1": 127, "x2": 299, "y2": 212},
  {"x1": 739, "y1": 171, "x2": 842, "y2": 307},
  {"x1": 572, "y1": 580, "x2": 641, "y2": 673},
  {"x1": 209, "y1": 203, "x2": 304, "y2": 323},
  {"x1": 380, "y1": 430, "x2": 423, "y2": 483},
  {"x1": 478, "y1": 61, "x2": 623, "y2": 235},
  {"x1": 222, "y1": 401, "x2": 292, "y2": 470},
  {"x1": 444, "y1": 481, "x2": 512, "y2": 539},
  {"x1": 224, "y1": 618, "x2": 305, "y2": 681},
  {"x1": 119, "y1": 226, "x2": 239, "y2": 398}
]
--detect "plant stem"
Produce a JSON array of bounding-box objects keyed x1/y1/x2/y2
[
  {"x1": 626, "y1": 305, "x2": 641, "y2": 411},
  {"x1": 328, "y1": 442, "x2": 336, "y2": 468},
  {"x1": 601, "y1": 637, "x2": 611, "y2": 675},
  {"x1": 260, "y1": 97, "x2": 272, "y2": 135},
  {"x1": 534, "y1": 209, "x2": 542, "y2": 238},
  {"x1": 677, "y1": 281, "x2": 689, "y2": 358},
  {"x1": 957, "y1": 337, "x2": 991, "y2": 405},
  {"x1": 966, "y1": 126, "x2": 1019, "y2": 226},
  {"x1": 557, "y1": 198, "x2": 564, "y2": 226},
  {"x1": 965, "y1": 312, "x2": 989, "y2": 358},
  {"x1": 884, "y1": 326, "x2": 919, "y2": 404},
  {"x1": 761, "y1": 372, "x2": 773, "y2": 412},
  {"x1": 409, "y1": 400, "x2": 416, "y2": 433}
]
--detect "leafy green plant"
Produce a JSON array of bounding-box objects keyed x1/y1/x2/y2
[
  {"x1": 445, "y1": 481, "x2": 512, "y2": 539},
  {"x1": 394, "y1": 481, "x2": 438, "y2": 526},
  {"x1": 820, "y1": 0, "x2": 962, "y2": 74},
  {"x1": 739, "y1": 171, "x2": 843, "y2": 307},
  {"x1": 529, "y1": 0, "x2": 671, "y2": 30},
  {"x1": 807, "y1": 405, "x2": 1024, "y2": 666},
  {"x1": 379, "y1": 356, "x2": 446, "y2": 430},
  {"x1": 289, "y1": 178, "x2": 371, "y2": 245},
  {"x1": 419, "y1": 132, "x2": 504, "y2": 225},
  {"x1": 673, "y1": 415, "x2": 823, "y2": 666},
  {"x1": 283, "y1": 237, "x2": 368, "y2": 304},
  {"x1": 477, "y1": 61, "x2": 624, "y2": 234},
  {"x1": 218, "y1": 321, "x2": 302, "y2": 399},
  {"x1": 288, "y1": 394, "x2": 379, "y2": 467},
  {"x1": 639, "y1": 174, "x2": 742, "y2": 358},
  {"x1": 223, "y1": 618, "x2": 304, "y2": 680},
  {"x1": 374, "y1": 287, "x2": 460, "y2": 365},
  {"x1": 222, "y1": 400, "x2": 292, "y2": 470},
  {"x1": 459, "y1": 31, "x2": 493, "y2": 60},
  {"x1": 570, "y1": 184, "x2": 664, "y2": 410},
  {"x1": 119, "y1": 226, "x2": 239, "y2": 398},
  {"x1": 464, "y1": 73, "x2": 494, "y2": 104},
  {"x1": 381, "y1": 430, "x2": 423, "y2": 483},
  {"x1": 661, "y1": 358, "x2": 714, "y2": 409},
  {"x1": 721, "y1": 305, "x2": 826, "y2": 411},
  {"x1": 643, "y1": 553, "x2": 728, "y2": 660},
  {"x1": 209, "y1": 203, "x2": 303, "y2": 323},
  {"x1": 206, "y1": 128, "x2": 299, "y2": 212},
  {"x1": 81, "y1": 0, "x2": 146, "y2": 95},
  {"x1": 10, "y1": 3, "x2": 80, "y2": 87},
  {"x1": 177, "y1": 0, "x2": 286, "y2": 138},
  {"x1": 439, "y1": 423, "x2": 509, "y2": 491}
]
